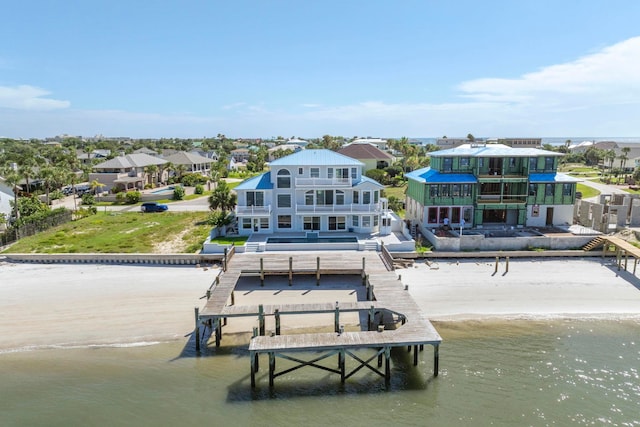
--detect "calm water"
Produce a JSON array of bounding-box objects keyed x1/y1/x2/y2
[{"x1": 1, "y1": 320, "x2": 639, "y2": 426}]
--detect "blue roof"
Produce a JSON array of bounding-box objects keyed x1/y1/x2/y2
[
  {"x1": 234, "y1": 172, "x2": 273, "y2": 190},
  {"x1": 269, "y1": 149, "x2": 363, "y2": 166},
  {"x1": 430, "y1": 143, "x2": 562, "y2": 158},
  {"x1": 529, "y1": 173, "x2": 581, "y2": 183},
  {"x1": 405, "y1": 167, "x2": 477, "y2": 184}
]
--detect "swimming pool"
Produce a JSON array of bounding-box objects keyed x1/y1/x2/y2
[
  {"x1": 150, "y1": 186, "x2": 175, "y2": 194},
  {"x1": 266, "y1": 236, "x2": 358, "y2": 244}
]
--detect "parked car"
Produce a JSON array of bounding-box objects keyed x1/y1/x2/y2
[{"x1": 141, "y1": 202, "x2": 168, "y2": 213}]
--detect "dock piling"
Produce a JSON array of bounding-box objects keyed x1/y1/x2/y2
[
  {"x1": 275, "y1": 309, "x2": 281, "y2": 335},
  {"x1": 258, "y1": 304, "x2": 265, "y2": 336},
  {"x1": 194, "y1": 307, "x2": 200, "y2": 352}
]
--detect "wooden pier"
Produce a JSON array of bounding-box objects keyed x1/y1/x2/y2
[{"x1": 196, "y1": 251, "x2": 442, "y2": 388}]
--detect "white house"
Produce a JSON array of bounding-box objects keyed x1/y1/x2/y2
[
  {"x1": 0, "y1": 176, "x2": 16, "y2": 225},
  {"x1": 234, "y1": 149, "x2": 385, "y2": 235}
]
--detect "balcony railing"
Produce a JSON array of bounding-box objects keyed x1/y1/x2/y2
[
  {"x1": 295, "y1": 177, "x2": 352, "y2": 187},
  {"x1": 235, "y1": 205, "x2": 272, "y2": 216},
  {"x1": 295, "y1": 203, "x2": 381, "y2": 214},
  {"x1": 476, "y1": 195, "x2": 527, "y2": 205}
]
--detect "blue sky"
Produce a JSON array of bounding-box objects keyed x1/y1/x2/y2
[{"x1": 2, "y1": 0, "x2": 640, "y2": 139}]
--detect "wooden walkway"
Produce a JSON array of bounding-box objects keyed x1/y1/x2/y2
[
  {"x1": 195, "y1": 251, "x2": 442, "y2": 388},
  {"x1": 584, "y1": 235, "x2": 640, "y2": 274}
]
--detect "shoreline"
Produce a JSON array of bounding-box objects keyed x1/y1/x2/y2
[{"x1": 2, "y1": 257, "x2": 640, "y2": 353}]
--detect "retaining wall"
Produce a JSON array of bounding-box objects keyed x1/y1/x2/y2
[{"x1": 2, "y1": 253, "x2": 224, "y2": 265}]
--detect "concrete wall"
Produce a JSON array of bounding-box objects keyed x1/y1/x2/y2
[
  {"x1": 3, "y1": 253, "x2": 224, "y2": 264},
  {"x1": 422, "y1": 230, "x2": 593, "y2": 252}
]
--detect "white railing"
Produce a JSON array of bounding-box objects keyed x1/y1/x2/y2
[
  {"x1": 295, "y1": 177, "x2": 352, "y2": 187},
  {"x1": 295, "y1": 203, "x2": 381, "y2": 214},
  {"x1": 235, "y1": 205, "x2": 272, "y2": 216}
]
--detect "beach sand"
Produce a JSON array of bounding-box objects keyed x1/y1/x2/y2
[{"x1": 2, "y1": 257, "x2": 640, "y2": 351}]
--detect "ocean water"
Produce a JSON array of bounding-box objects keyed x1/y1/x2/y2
[
  {"x1": 411, "y1": 137, "x2": 640, "y2": 146},
  {"x1": 1, "y1": 319, "x2": 639, "y2": 426}
]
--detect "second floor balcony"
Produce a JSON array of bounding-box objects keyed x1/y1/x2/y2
[
  {"x1": 295, "y1": 177, "x2": 352, "y2": 188},
  {"x1": 295, "y1": 203, "x2": 381, "y2": 214},
  {"x1": 235, "y1": 204, "x2": 272, "y2": 216}
]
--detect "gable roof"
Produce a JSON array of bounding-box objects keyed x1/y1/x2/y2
[
  {"x1": 269, "y1": 149, "x2": 363, "y2": 167},
  {"x1": 338, "y1": 143, "x2": 393, "y2": 161},
  {"x1": 234, "y1": 172, "x2": 273, "y2": 190},
  {"x1": 93, "y1": 153, "x2": 167, "y2": 169},
  {"x1": 164, "y1": 151, "x2": 215, "y2": 165}
]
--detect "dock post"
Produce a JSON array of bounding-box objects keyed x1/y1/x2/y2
[
  {"x1": 252, "y1": 327, "x2": 259, "y2": 371},
  {"x1": 260, "y1": 258, "x2": 264, "y2": 286},
  {"x1": 434, "y1": 344, "x2": 439, "y2": 377},
  {"x1": 413, "y1": 345, "x2": 419, "y2": 365},
  {"x1": 215, "y1": 318, "x2": 222, "y2": 347},
  {"x1": 259, "y1": 304, "x2": 265, "y2": 336},
  {"x1": 269, "y1": 352, "x2": 275, "y2": 387},
  {"x1": 384, "y1": 347, "x2": 391, "y2": 386},
  {"x1": 206, "y1": 289, "x2": 211, "y2": 300},
  {"x1": 494, "y1": 257, "x2": 499, "y2": 274},
  {"x1": 275, "y1": 309, "x2": 281, "y2": 335},
  {"x1": 223, "y1": 248, "x2": 228, "y2": 272},
  {"x1": 334, "y1": 304, "x2": 340, "y2": 333},
  {"x1": 378, "y1": 350, "x2": 383, "y2": 367},
  {"x1": 505, "y1": 256, "x2": 509, "y2": 273},
  {"x1": 367, "y1": 282, "x2": 373, "y2": 301},
  {"x1": 368, "y1": 306, "x2": 375, "y2": 331},
  {"x1": 420, "y1": 344, "x2": 424, "y2": 351},
  {"x1": 617, "y1": 248, "x2": 621, "y2": 271},
  {"x1": 316, "y1": 256, "x2": 320, "y2": 286},
  {"x1": 194, "y1": 307, "x2": 200, "y2": 352},
  {"x1": 289, "y1": 257, "x2": 293, "y2": 286},
  {"x1": 362, "y1": 257, "x2": 366, "y2": 285},
  {"x1": 250, "y1": 351, "x2": 256, "y2": 388},
  {"x1": 340, "y1": 350, "x2": 346, "y2": 383},
  {"x1": 231, "y1": 291, "x2": 235, "y2": 306}
]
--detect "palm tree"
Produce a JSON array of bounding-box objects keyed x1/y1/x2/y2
[
  {"x1": 208, "y1": 181, "x2": 236, "y2": 211},
  {"x1": 39, "y1": 166, "x2": 61, "y2": 205},
  {"x1": 18, "y1": 160, "x2": 36, "y2": 194},
  {"x1": 1, "y1": 165, "x2": 21, "y2": 225},
  {"x1": 605, "y1": 149, "x2": 617, "y2": 181},
  {"x1": 144, "y1": 164, "x2": 159, "y2": 187},
  {"x1": 90, "y1": 179, "x2": 106, "y2": 201},
  {"x1": 175, "y1": 164, "x2": 187, "y2": 183},
  {"x1": 619, "y1": 147, "x2": 631, "y2": 184}
]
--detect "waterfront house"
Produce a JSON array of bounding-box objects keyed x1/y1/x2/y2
[
  {"x1": 234, "y1": 149, "x2": 385, "y2": 235},
  {"x1": 404, "y1": 142, "x2": 580, "y2": 231}
]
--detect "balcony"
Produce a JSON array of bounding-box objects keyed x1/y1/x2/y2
[
  {"x1": 476, "y1": 195, "x2": 527, "y2": 206},
  {"x1": 295, "y1": 203, "x2": 381, "y2": 214},
  {"x1": 295, "y1": 177, "x2": 352, "y2": 188},
  {"x1": 235, "y1": 205, "x2": 272, "y2": 216}
]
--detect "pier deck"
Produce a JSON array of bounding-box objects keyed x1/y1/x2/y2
[{"x1": 196, "y1": 251, "x2": 442, "y2": 388}]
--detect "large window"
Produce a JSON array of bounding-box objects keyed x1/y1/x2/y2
[
  {"x1": 430, "y1": 185, "x2": 439, "y2": 198},
  {"x1": 352, "y1": 216, "x2": 359, "y2": 227},
  {"x1": 329, "y1": 216, "x2": 346, "y2": 230},
  {"x1": 545, "y1": 157, "x2": 554, "y2": 171},
  {"x1": 277, "y1": 169, "x2": 291, "y2": 188},
  {"x1": 529, "y1": 157, "x2": 538, "y2": 171},
  {"x1": 440, "y1": 184, "x2": 450, "y2": 197},
  {"x1": 562, "y1": 183, "x2": 572, "y2": 196},
  {"x1": 260, "y1": 218, "x2": 269, "y2": 229},
  {"x1": 363, "y1": 191, "x2": 371, "y2": 204},
  {"x1": 336, "y1": 190, "x2": 344, "y2": 205},
  {"x1": 277, "y1": 215, "x2": 291, "y2": 229},
  {"x1": 242, "y1": 218, "x2": 252, "y2": 229},
  {"x1": 246, "y1": 191, "x2": 264, "y2": 206},
  {"x1": 428, "y1": 207, "x2": 438, "y2": 224},
  {"x1": 462, "y1": 184, "x2": 472, "y2": 197},
  {"x1": 529, "y1": 183, "x2": 537, "y2": 196},
  {"x1": 460, "y1": 157, "x2": 470, "y2": 167},
  {"x1": 277, "y1": 194, "x2": 291, "y2": 208},
  {"x1": 362, "y1": 216, "x2": 371, "y2": 227},
  {"x1": 351, "y1": 167, "x2": 357, "y2": 179},
  {"x1": 336, "y1": 168, "x2": 349, "y2": 179},
  {"x1": 452, "y1": 184, "x2": 460, "y2": 196},
  {"x1": 303, "y1": 216, "x2": 320, "y2": 231},
  {"x1": 310, "y1": 167, "x2": 320, "y2": 178},
  {"x1": 373, "y1": 191, "x2": 379, "y2": 203},
  {"x1": 545, "y1": 183, "x2": 555, "y2": 197},
  {"x1": 305, "y1": 191, "x2": 314, "y2": 205},
  {"x1": 443, "y1": 157, "x2": 453, "y2": 172},
  {"x1": 353, "y1": 191, "x2": 359, "y2": 204}
]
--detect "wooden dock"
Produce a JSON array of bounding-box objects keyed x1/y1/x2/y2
[{"x1": 196, "y1": 251, "x2": 442, "y2": 388}]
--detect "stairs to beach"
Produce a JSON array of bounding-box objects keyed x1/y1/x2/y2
[{"x1": 582, "y1": 237, "x2": 605, "y2": 251}]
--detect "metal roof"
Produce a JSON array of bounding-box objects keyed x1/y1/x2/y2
[
  {"x1": 353, "y1": 175, "x2": 384, "y2": 188},
  {"x1": 405, "y1": 167, "x2": 478, "y2": 184},
  {"x1": 430, "y1": 143, "x2": 562, "y2": 158},
  {"x1": 528, "y1": 173, "x2": 582, "y2": 183},
  {"x1": 269, "y1": 149, "x2": 363, "y2": 166},
  {"x1": 234, "y1": 172, "x2": 273, "y2": 190},
  {"x1": 93, "y1": 153, "x2": 167, "y2": 169}
]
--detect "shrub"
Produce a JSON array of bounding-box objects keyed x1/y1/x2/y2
[
  {"x1": 194, "y1": 184, "x2": 204, "y2": 195},
  {"x1": 49, "y1": 190, "x2": 64, "y2": 201},
  {"x1": 125, "y1": 191, "x2": 141, "y2": 204},
  {"x1": 173, "y1": 185, "x2": 185, "y2": 200},
  {"x1": 81, "y1": 193, "x2": 95, "y2": 205},
  {"x1": 115, "y1": 192, "x2": 126, "y2": 204},
  {"x1": 181, "y1": 173, "x2": 208, "y2": 187}
]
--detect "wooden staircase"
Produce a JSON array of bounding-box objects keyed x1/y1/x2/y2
[{"x1": 582, "y1": 236, "x2": 605, "y2": 251}]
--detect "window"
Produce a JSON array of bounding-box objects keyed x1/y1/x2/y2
[
  {"x1": 298, "y1": 167, "x2": 303, "y2": 175},
  {"x1": 260, "y1": 218, "x2": 269, "y2": 229},
  {"x1": 336, "y1": 168, "x2": 349, "y2": 179},
  {"x1": 428, "y1": 207, "x2": 438, "y2": 224},
  {"x1": 478, "y1": 158, "x2": 485, "y2": 168},
  {"x1": 430, "y1": 185, "x2": 439, "y2": 198},
  {"x1": 545, "y1": 183, "x2": 554, "y2": 197},
  {"x1": 336, "y1": 190, "x2": 344, "y2": 205},
  {"x1": 353, "y1": 191, "x2": 359, "y2": 204},
  {"x1": 374, "y1": 191, "x2": 379, "y2": 203},
  {"x1": 563, "y1": 183, "x2": 572, "y2": 196},
  {"x1": 452, "y1": 184, "x2": 460, "y2": 197},
  {"x1": 277, "y1": 194, "x2": 291, "y2": 208},
  {"x1": 509, "y1": 157, "x2": 516, "y2": 168},
  {"x1": 242, "y1": 218, "x2": 251, "y2": 229},
  {"x1": 545, "y1": 157, "x2": 554, "y2": 171},
  {"x1": 529, "y1": 183, "x2": 537, "y2": 196},
  {"x1": 352, "y1": 216, "x2": 359, "y2": 227},
  {"x1": 382, "y1": 217, "x2": 391, "y2": 227},
  {"x1": 460, "y1": 157, "x2": 470, "y2": 167},
  {"x1": 310, "y1": 168, "x2": 319, "y2": 178},
  {"x1": 362, "y1": 216, "x2": 371, "y2": 227},
  {"x1": 462, "y1": 184, "x2": 471, "y2": 197},
  {"x1": 351, "y1": 167, "x2": 357, "y2": 179},
  {"x1": 305, "y1": 191, "x2": 314, "y2": 205},
  {"x1": 277, "y1": 215, "x2": 291, "y2": 228},
  {"x1": 452, "y1": 207, "x2": 461, "y2": 223},
  {"x1": 373, "y1": 216, "x2": 379, "y2": 226},
  {"x1": 303, "y1": 216, "x2": 320, "y2": 231},
  {"x1": 529, "y1": 157, "x2": 537, "y2": 171},
  {"x1": 329, "y1": 216, "x2": 346, "y2": 230},
  {"x1": 363, "y1": 191, "x2": 371, "y2": 204},
  {"x1": 440, "y1": 184, "x2": 450, "y2": 197},
  {"x1": 277, "y1": 169, "x2": 290, "y2": 188},
  {"x1": 246, "y1": 191, "x2": 264, "y2": 206},
  {"x1": 443, "y1": 157, "x2": 453, "y2": 172},
  {"x1": 328, "y1": 168, "x2": 333, "y2": 179}
]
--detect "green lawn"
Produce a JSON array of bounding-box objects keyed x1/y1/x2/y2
[
  {"x1": 3, "y1": 211, "x2": 212, "y2": 254},
  {"x1": 576, "y1": 183, "x2": 600, "y2": 199}
]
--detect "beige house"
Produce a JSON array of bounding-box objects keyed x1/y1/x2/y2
[
  {"x1": 90, "y1": 153, "x2": 167, "y2": 192},
  {"x1": 338, "y1": 143, "x2": 395, "y2": 173}
]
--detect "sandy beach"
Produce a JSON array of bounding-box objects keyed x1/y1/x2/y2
[{"x1": 2, "y1": 256, "x2": 640, "y2": 352}]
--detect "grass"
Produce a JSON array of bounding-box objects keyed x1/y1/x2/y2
[
  {"x1": 210, "y1": 236, "x2": 249, "y2": 245},
  {"x1": 3, "y1": 211, "x2": 212, "y2": 254},
  {"x1": 576, "y1": 183, "x2": 600, "y2": 199}
]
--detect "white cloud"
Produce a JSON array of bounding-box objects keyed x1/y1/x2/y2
[{"x1": 0, "y1": 85, "x2": 70, "y2": 110}]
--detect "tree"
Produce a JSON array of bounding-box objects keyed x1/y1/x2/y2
[
  {"x1": 208, "y1": 180, "x2": 236, "y2": 211},
  {"x1": 144, "y1": 164, "x2": 159, "y2": 187},
  {"x1": 467, "y1": 133, "x2": 475, "y2": 142},
  {"x1": 1, "y1": 164, "x2": 21, "y2": 224},
  {"x1": 605, "y1": 149, "x2": 617, "y2": 181}
]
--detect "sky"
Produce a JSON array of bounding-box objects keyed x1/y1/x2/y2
[{"x1": 2, "y1": 0, "x2": 640, "y2": 140}]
